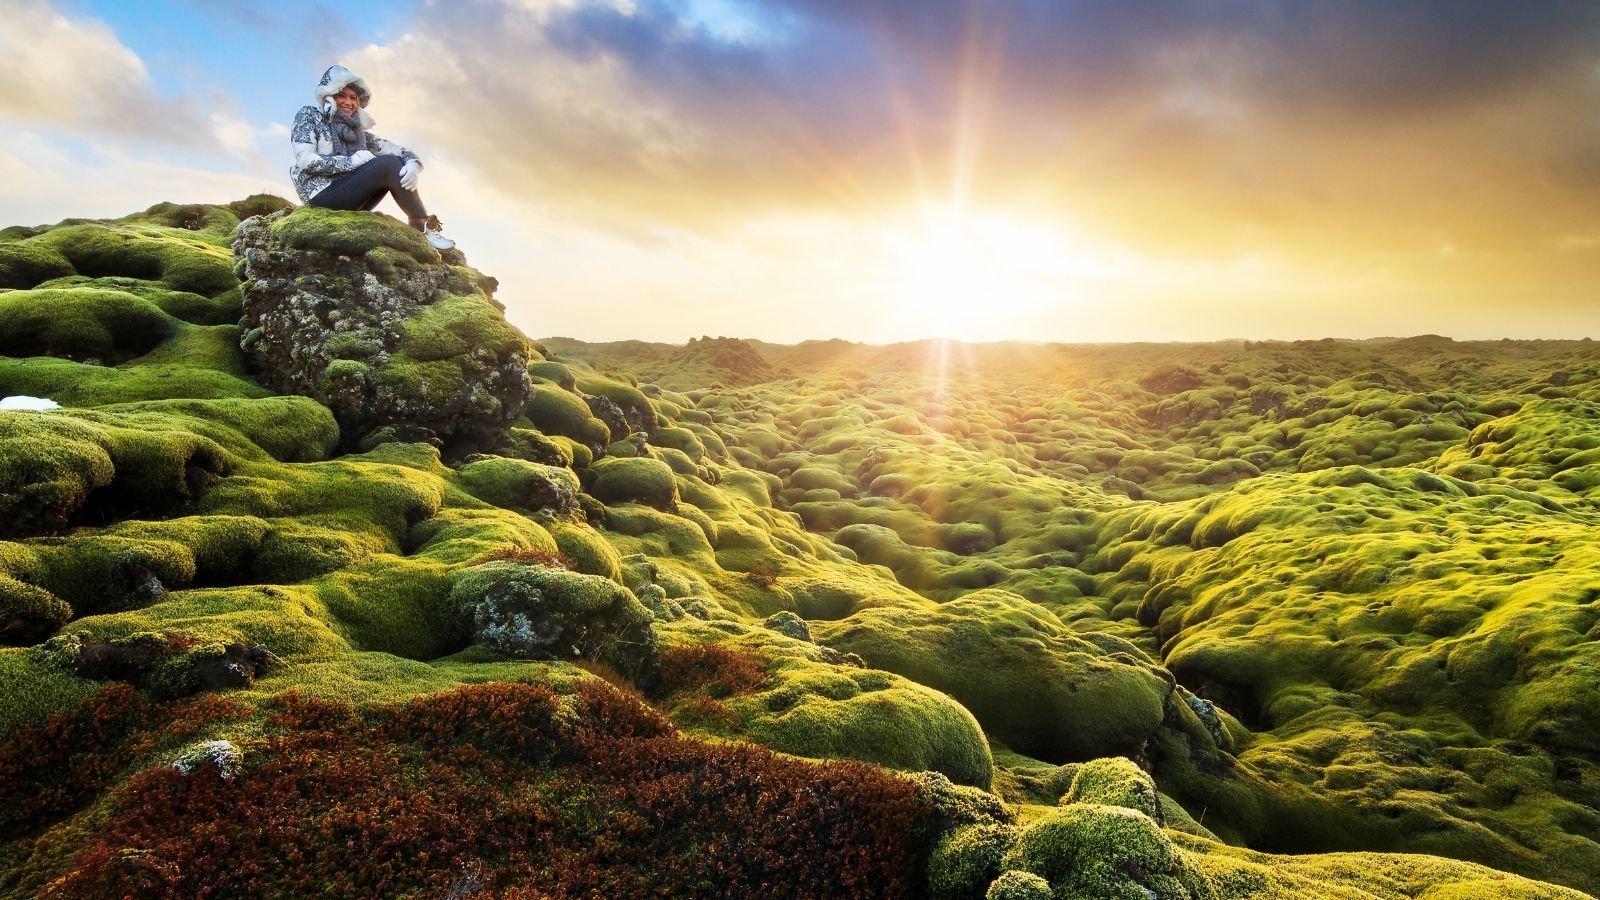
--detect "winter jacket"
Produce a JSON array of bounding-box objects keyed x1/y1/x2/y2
[{"x1": 289, "y1": 65, "x2": 421, "y2": 204}]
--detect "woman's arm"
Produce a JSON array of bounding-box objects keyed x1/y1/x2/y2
[{"x1": 290, "y1": 106, "x2": 362, "y2": 176}]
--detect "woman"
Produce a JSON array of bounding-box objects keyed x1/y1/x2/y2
[{"x1": 289, "y1": 64, "x2": 455, "y2": 250}]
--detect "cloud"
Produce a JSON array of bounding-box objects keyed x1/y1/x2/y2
[
  {"x1": 0, "y1": 129, "x2": 280, "y2": 228},
  {"x1": 0, "y1": 0, "x2": 219, "y2": 147},
  {"x1": 343, "y1": 2, "x2": 1600, "y2": 249},
  {"x1": 10, "y1": 0, "x2": 1580, "y2": 344}
]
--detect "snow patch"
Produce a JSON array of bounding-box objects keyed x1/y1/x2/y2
[{"x1": 0, "y1": 395, "x2": 60, "y2": 411}]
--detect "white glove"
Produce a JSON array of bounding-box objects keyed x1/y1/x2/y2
[
  {"x1": 350, "y1": 150, "x2": 375, "y2": 166},
  {"x1": 399, "y1": 159, "x2": 420, "y2": 191}
]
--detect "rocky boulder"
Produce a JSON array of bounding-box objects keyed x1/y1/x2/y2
[
  {"x1": 232, "y1": 208, "x2": 533, "y2": 455},
  {"x1": 34, "y1": 630, "x2": 274, "y2": 699},
  {"x1": 448, "y1": 561, "x2": 660, "y2": 688}
]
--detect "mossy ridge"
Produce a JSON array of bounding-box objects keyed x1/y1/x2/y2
[
  {"x1": 92, "y1": 397, "x2": 340, "y2": 463},
  {"x1": 0, "y1": 207, "x2": 271, "y2": 408},
  {"x1": 1172, "y1": 831, "x2": 1593, "y2": 900},
  {"x1": 0, "y1": 287, "x2": 176, "y2": 364},
  {"x1": 264, "y1": 205, "x2": 438, "y2": 263},
  {"x1": 33, "y1": 221, "x2": 238, "y2": 297},
  {"x1": 0, "y1": 355, "x2": 270, "y2": 407},
  {"x1": 36, "y1": 275, "x2": 241, "y2": 326},
  {"x1": 0, "y1": 409, "x2": 236, "y2": 541},
  {"x1": 817, "y1": 590, "x2": 1173, "y2": 765},
  {"x1": 653, "y1": 619, "x2": 995, "y2": 788},
  {"x1": 1088, "y1": 464, "x2": 1600, "y2": 885},
  {"x1": 952, "y1": 753, "x2": 1590, "y2": 899}
]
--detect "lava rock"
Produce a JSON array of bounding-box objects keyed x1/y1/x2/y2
[
  {"x1": 41, "y1": 631, "x2": 274, "y2": 698},
  {"x1": 762, "y1": 610, "x2": 812, "y2": 642},
  {"x1": 449, "y1": 561, "x2": 660, "y2": 688},
  {"x1": 232, "y1": 208, "x2": 533, "y2": 455}
]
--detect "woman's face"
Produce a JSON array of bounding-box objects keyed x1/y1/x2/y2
[{"x1": 332, "y1": 86, "x2": 360, "y2": 116}]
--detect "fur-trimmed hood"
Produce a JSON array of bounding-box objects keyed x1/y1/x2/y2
[{"x1": 314, "y1": 64, "x2": 376, "y2": 129}]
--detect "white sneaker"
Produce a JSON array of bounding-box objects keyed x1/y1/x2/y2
[{"x1": 420, "y1": 215, "x2": 455, "y2": 251}]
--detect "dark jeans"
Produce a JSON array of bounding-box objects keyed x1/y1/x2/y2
[{"x1": 308, "y1": 154, "x2": 427, "y2": 220}]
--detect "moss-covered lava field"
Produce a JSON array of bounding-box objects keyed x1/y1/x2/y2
[{"x1": 1, "y1": 200, "x2": 1597, "y2": 898}]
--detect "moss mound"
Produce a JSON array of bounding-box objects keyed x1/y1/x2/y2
[
  {"x1": 821, "y1": 590, "x2": 1171, "y2": 764},
  {"x1": 448, "y1": 561, "x2": 660, "y2": 686}
]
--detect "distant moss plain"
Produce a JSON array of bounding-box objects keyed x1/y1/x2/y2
[{"x1": 1, "y1": 203, "x2": 1597, "y2": 898}]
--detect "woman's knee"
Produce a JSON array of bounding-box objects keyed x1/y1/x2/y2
[{"x1": 372, "y1": 153, "x2": 404, "y2": 172}]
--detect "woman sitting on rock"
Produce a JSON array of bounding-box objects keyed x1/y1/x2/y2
[{"x1": 289, "y1": 64, "x2": 455, "y2": 250}]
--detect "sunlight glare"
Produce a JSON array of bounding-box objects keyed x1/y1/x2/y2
[{"x1": 886, "y1": 205, "x2": 1076, "y2": 339}]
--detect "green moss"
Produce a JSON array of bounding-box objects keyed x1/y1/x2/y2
[
  {"x1": 548, "y1": 520, "x2": 624, "y2": 581},
  {"x1": 447, "y1": 561, "x2": 658, "y2": 682},
  {"x1": 605, "y1": 505, "x2": 717, "y2": 567},
  {"x1": 314, "y1": 557, "x2": 455, "y2": 659},
  {"x1": 455, "y1": 457, "x2": 579, "y2": 512},
  {"x1": 719, "y1": 469, "x2": 776, "y2": 507},
  {"x1": 0, "y1": 575, "x2": 72, "y2": 644},
  {"x1": 25, "y1": 530, "x2": 208, "y2": 616},
  {"x1": 229, "y1": 194, "x2": 295, "y2": 220},
  {"x1": 819, "y1": 590, "x2": 1170, "y2": 764},
  {"x1": 985, "y1": 870, "x2": 1052, "y2": 900},
  {"x1": 62, "y1": 583, "x2": 348, "y2": 662},
  {"x1": 244, "y1": 520, "x2": 367, "y2": 583},
  {"x1": 0, "y1": 647, "x2": 95, "y2": 733},
  {"x1": 656, "y1": 446, "x2": 700, "y2": 477},
  {"x1": 266, "y1": 206, "x2": 439, "y2": 263},
  {"x1": 0, "y1": 412, "x2": 116, "y2": 535},
  {"x1": 94, "y1": 397, "x2": 339, "y2": 463},
  {"x1": 0, "y1": 409, "x2": 236, "y2": 542},
  {"x1": 492, "y1": 426, "x2": 573, "y2": 467},
  {"x1": 412, "y1": 507, "x2": 561, "y2": 565},
  {"x1": 558, "y1": 435, "x2": 595, "y2": 469},
  {"x1": 395, "y1": 292, "x2": 528, "y2": 362},
  {"x1": 1002, "y1": 804, "x2": 1193, "y2": 899},
  {"x1": 1173, "y1": 831, "x2": 1592, "y2": 899},
  {"x1": 929, "y1": 823, "x2": 1016, "y2": 900},
  {"x1": 202, "y1": 454, "x2": 445, "y2": 547},
  {"x1": 590, "y1": 456, "x2": 680, "y2": 510},
  {"x1": 363, "y1": 245, "x2": 425, "y2": 282},
  {"x1": 1062, "y1": 757, "x2": 1159, "y2": 820},
  {"x1": 663, "y1": 624, "x2": 995, "y2": 788},
  {"x1": 652, "y1": 425, "x2": 707, "y2": 461},
  {"x1": 0, "y1": 287, "x2": 175, "y2": 363},
  {"x1": 7, "y1": 282, "x2": 1600, "y2": 898},
  {"x1": 0, "y1": 354, "x2": 270, "y2": 406},
  {"x1": 574, "y1": 373, "x2": 659, "y2": 431},
  {"x1": 524, "y1": 382, "x2": 611, "y2": 448},
  {"x1": 0, "y1": 240, "x2": 74, "y2": 289},
  {"x1": 35, "y1": 222, "x2": 237, "y2": 296},
  {"x1": 131, "y1": 201, "x2": 241, "y2": 235},
  {"x1": 786, "y1": 576, "x2": 879, "y2": 620},
  {"x1": 527, "y1": 360, "x2": 576, "y2": 389}
]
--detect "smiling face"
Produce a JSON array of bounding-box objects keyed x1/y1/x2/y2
[{"x1": 332, "y1": 86, "x2": 360, "y2": 116}]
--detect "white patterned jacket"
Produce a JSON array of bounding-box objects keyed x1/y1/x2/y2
[{"x1": 289, "y1": 65, "x2": 421, "y2": 203}]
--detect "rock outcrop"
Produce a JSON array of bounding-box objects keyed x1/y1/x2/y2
[
  {"x1": 232, "y1": 208, "x2": 533, "y2": 455},
  {"x1": 449, "y1": 561, "x2": 661, "y2": 688}
]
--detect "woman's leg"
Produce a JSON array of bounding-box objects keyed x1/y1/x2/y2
[{"x1": 308, "y1": 155, "x2": 428, "y2": 221}]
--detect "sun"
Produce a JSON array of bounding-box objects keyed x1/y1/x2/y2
[{"x1": 885, "y1": 204, "x2": 1073, "y2": 339}]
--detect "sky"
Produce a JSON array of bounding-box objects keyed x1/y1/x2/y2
[{"x1": 2, "y1": 0, "x2": 1598, "y2": 344}]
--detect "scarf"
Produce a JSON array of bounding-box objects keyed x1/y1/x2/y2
[{"x1": 329, "y1": 108, "x2": 367, "y2": 157}]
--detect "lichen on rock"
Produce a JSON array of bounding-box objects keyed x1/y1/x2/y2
[
  {"x1": 232, "y1": 208, "x2": 533, "y2": 455},
  {"x1": 448, "y1": 561, "x2": 660, "y2": 687},
  {"x1": 171, "y1": 739, "x2": 243, "y2": 780}
]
